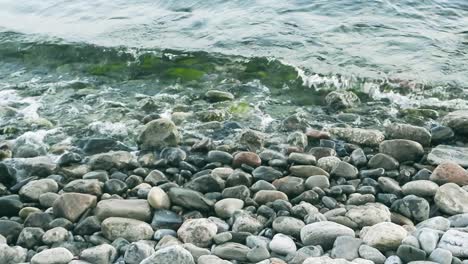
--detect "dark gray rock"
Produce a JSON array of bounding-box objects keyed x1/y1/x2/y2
[{"x1": 379, "y1": 139, "x2": 424, "y2": 162}]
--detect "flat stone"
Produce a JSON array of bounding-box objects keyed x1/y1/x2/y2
[
  {"x1": 101, "y1": 217, "x2": 153, "y2": 242},
  {"x1": 80, "y1": 244, "x2": 117, "y2": 264},
  {"x1": 359, "y1": 244, "x2": 386, "y2": 264},
  {"x1": 331, "y1": 161, "x2": 358, "y2": 179},
  {"x1": 428, "y1": 248, "x2": 452, "y2": 264},
  {"x1": 272, "y1": 216, "x2": 305, "y2": 237},
  {"x1": 53, "y1": 193, "x2": 97, "y2": 222},
  {"x1": 345, "y1": 203, "x2": 391, "y2": 228},
  {"x1": 427, "y1": 145, "x2": 468, "y2": 168},
  {"x1": 438, "y1": 229, "x2": 468, "y2": 258},
  {"x1": 402, "y1": 180, "x2": 439, "y2": 197},
  {"x1": 95, "y1": 199, "x2": 151, "y2": 221},
  {"x1": 168, "y1": 187, "x2": 214, "y2": 211},
  {"x1": 301, "y1": 221, "x2": 355, "y2": 249},
  {"x1": 305, "y1": 175, "x2": 330, "y2": 189},
  {"x1": 63, "y1": 179, "x2": 102, "y2": 196},
  {"x1": 124, "y1": 242, "x2": 155, "y2": 264},
  {"x1": 434, "y1": 183, "x2": 468, "y2": 215},
  {"x1": 253, "y1": 190, "x2": 288, "y2": 204},
  {"x1": 19, "y1": 179, "x2": 58, "y2": 201},
  {"x1": 368, "y1": 153, "x2": 399, "y2": 170},
  {"x1": 430, "y1": 162, "x2": 468, "y2": 185},
  {"x1": 331, "y1": 236, "x2": 362, "y2": 260},
  {"x1": 212, "y1": 242, "x2": 250, "y2": 262},
  {"x1": 0, "y1": 197, "x2": 22, "y2": 217},
  {"x1": 88, "y1": 151, "x2": 136, "y2": 170},
  {"x1": 290, "y1": 165, "x2": 329, "y2": 177},
  {"x1": 328, "y1": 127, "x2": 385, "y2": 146}
]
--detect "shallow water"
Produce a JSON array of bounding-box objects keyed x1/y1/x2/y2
[{"x1": 0, "y1": 0, "x2": 467, "y2": 145}]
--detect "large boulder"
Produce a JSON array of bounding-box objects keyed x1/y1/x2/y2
[{"x1": 138, "y1": 118, "x2": 180, "y2": 150}]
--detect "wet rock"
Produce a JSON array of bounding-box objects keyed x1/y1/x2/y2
[
  {"x1": 63, "y1": 179, "x2": 102, "y2": 196},
  {"x1": 0, "y1": 162, "x2": 16, "y2": 187},
  {"x1": 168, "y1": 187, "x2": 214, "y2": 211},
  {"x1": 430, "y1": 126, "x2": 454, "y2": 143},
  {"x1": 103, "y1": 178, "x2": 127, "y2": 194},
  {"x1": 328, "y1": 127, "x2": 385, "y2": 146},
  {"x1": 232, "y1": 151, "x2": 261, "y2": 167},
  {"x1": 272, "y1": 176, "x2": 304, "y2": 197},
  {"x1": 270, "y1": 233, "x2": 296, "y2": 255},
  {"x1": 402, "y1": 180, "x2": 439, "y2": 197},
  {"x1": 207, "y1": 150, "x2": 233, "y2": 164},
  {"x1": 141, "y1": 245, "x2": 194, "y2": 264},
  {"x1": 214, "y1": 198, "x2": 244, "y2": 218},
  {"x1": 24, "y1": 212, "x2": 53, "y2": 229},
  {"x1": 13, "y1": 134, "x2": 47, "y2": 158},
  {"x1": 95, "y1": 199, "x2": 151, "y2": 221},
  {"x1": 442, "y1": 110, "x2": 468, "y2": 135},
  {"x1": 428, "y1": 145, "x2": 468, "y2": 167},
  {"x1": 350, "y1": 148, "x2": 367, "y2": 167},
  {"x1": 74, "y1": 216, "x2": 101, "y2": 236},
  {"x1": 301, "y1": 221, "x2": 355, "y2": 249},
  {"x1": 239, "y1": 129, "x2": 265, "y2": 151},
  {"x1": 288, "y1": 152, "x2": 316, "y2": 165},
  {"x1": 253, "y1": 166, "x2": 283, "y2": 182},
  {"x1": 361, "y1": 222, "x2": 408, "y2": 251},
  {"x1": 385, "y1": 123, "x2": 431, "y2": 146},
  {"x1": 253, "y1": 190, "x2": 288, "y2": 204},
  {"x1": 325, "y1": 91, "x2": 360, "y2": 110},
  {"x1": 430, "y1": 162, "x2": 468, "y2": 185},
  {"x1": 177, "y1": 218, "x2": 218, "y2": 247},
  {"x1": 317, "y1": 156, "x2": 341, "y2": 172},
  {"x1": 213, "y1": 242, "x2": 250, "y2": 262},
  {"x1": 80, "y1": 244, "x2": 117, "y2": 264},
  {"x1": 19, "y1": 179, "x2": 58, "y2": 201},
  {"x1": 88, "y1": 151, "x2": 136, "y2": 170},
  {"x1": 30, "y1": 247, "x2": 74, "y2": 264},
  {"x1": 438, "y1": 229, "x2": 468, "y2": 258},
  {"x1": 305, "y1": 175, "x2": 330, "y2": 189},
  {"x1": 147, "y1": 186, "x2": 171, "y2": 209},
  {"x1": 205, "y1": 90, "x2": 235, "y2": 102},
  {"x1": 101, "y1": 217, "x2": 153, "y2": 242},
  {"x1": 53, "y1": 192, "x2": 97, "y2": 222},
  {"x1": 138, "y1": 118, "x2": 180, "y2": 150},
  {"x1": 124, "y1": 241, "x2": 155, "y2": 264},
  {"x1": 434, "y1": 183, "x2": 468, "y2": 215},
  {"x1": 379, "y1": 139, "x2": 424, "y2": 162},
  {"x1": 185, "y1": 174, "x2": 225, "y2": 193}
]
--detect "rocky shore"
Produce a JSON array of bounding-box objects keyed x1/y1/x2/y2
[{"x1": 2, "y1": 91, "x2": 468, "y2": 264}]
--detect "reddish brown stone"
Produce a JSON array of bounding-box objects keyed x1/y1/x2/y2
[
  {"x1": 430, "y1": 162, "x2": 468, "y2": 186},
  {"x1": 305, "y1": 128, "x2": 330, "y2": 140},
  {"x1": 232, "y1": 152, "x2": 261, "y2": 168}
]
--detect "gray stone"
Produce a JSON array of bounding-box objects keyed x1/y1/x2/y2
[
  {"x1": 428, "y1": 145, "x2": 468, "y2": 167},
  {"x1": 214, "y1": 198, "x2": 244, "y2": 218},
  {"x1": 53, "y1": 193, "x2": 97, "y2": 222},
  {"x1": 253, "y1": 166, "x2": 283, "y2": 182},
  {"x1": 350, "y1": 148, "x2": 367, "y2": 167},
  {"x1": 247, "y1": 245, "x2": 270, "y2": 262},
  {"x1": 183, "y1": 243, "x2": 210, "y2": 261},
  {"x1": 416, "y1": 216, "x2": 450, "y2": 231},
  {"x1": 0, "y1": 244, "x2": 27, "y2": 264},
  {"x1": 124, "y1": 242, "x2": 155, "y2": 264},
  {"x1": 147, "y1": 187, "x2": 171, "y2": 209},
  {"x1": 378, "y1": 177, "x2": 402, "y2": 195},
  {"x1": 0, "y1": 220, "x2": 23, "y2": 243},
  {"x1": 305, "y1": 175, "x2": 330, "y2": 189},
  {"x1": 345, "y1": 203, "x2": 391, "y2": 228},
  {"x1": 358, "y1": 245, "x2": 386, "y2": 264},
  {"x1": 361, "y1": 222, "x2": 408, "y2": 251},
  {"x1": 301, "y1": 221, "x2": 355, "y2": 249},
  {"x1": 141, "y1": 245, "x2": 194, "y2": 264},
  {"x1": 38, "y1": 192, "x2": 59, "y2": 208},
  {"x1": 138, "y1": 118, "x2": 180, "y2": 150},
  {"x1": 385, "y1": 123, "x2": 431, "y2": 146},
  {"x1": 402, "y1": 180, "x2": 439, "y2": 197},
  {"x1": 331, "y1": 236, "x2": 362, "y2": 260},
  {"x1": 101, "y1": 217, "x2": 153, "y2": 242},
  {"x1": 30, "y1": 247, "x2": 74, "y2": 264},
  {"x1": 177, "y1": 218, "x2": 217, "y2": 247},
  {"x1": 418, "y1": 228, "x2": 439, "y2": 254},
  {"x1": 270, "y1": 234, "x2": 296, "y2": 255},
  {"x1": 434, "y1": 183, "x2": 468, "y2": 215},
  {"x1": 397, "y1": 245, "x2": 426, "y2": 263},
  {"x1": 317, "y1": 156, "x2": 341, "y2": 172},
  {"x1": 63, "y1": 179, "x2": 102, "y2": 196},
  {"x1": 328, "y1": 127, "x2": 385, "y2": 146},
  {"x1": 438, "y1": 229, "x2": 468, "y2": 258},
  {"x1": 384, "y1": 256, "x2": 403, "y2": 264},
  {"x1": 198, "y1": 255, "x2": 232, "y2": 264},
  {"x1": 288, "y1": 153, "x2": 317, "y2": 165},
  {"x1": 17, "y1": 227, "x2": 44, "y2": 249},
  {"x1": 88, "y1": 151, "x2": 136, "y2": 170},
  {"x1": 391, "y1": 195, "x2": 430, "y2": 222},
  {"x1": 253, "y1": 190, "x2": 288, "y2": 204},
  {"x1": 303, "y1": 256, "x2": 354, "y2": 264},
  {"x1": 331, "y1": 161, "x2": 359, "y2": 179},
  {"x1": 449, "y1": 213, "x2": 468, "y2": 227},
  {"x1": 205, "y1": 90, "x2": 234, "y2": 102},
  {"x1": 442, "y1": 110, "x2": 468, "y2": 135},
  {"x1": 19, "y1": 179, "x2": 58, "y2": 201},
  {"x1": 80, "y1": 244, "x2": 117, "y2": 264},
  {"x1": 428, "y1": 248, "x2": 452, "y2": 264},
  {"x1": 168, "y1": 187, "x2": 214, "y2": 211},
  {"x1": 42, "y1": 227, "x2": 69, "y2": 245},
  {"x1": 212, "y1": 242, "x2": 249, "y2": 262},
  {"x1": 325, "y1": 91, "x2": 360, "y2": 110},
  {"x1": 232, "y1": 211, "x2": 263, "y2": 234},
  {"x1": 95, "y1": 199, "x2": 151, "y2": 221},
  {"x1": 272, "y1": 216, "x2": 305, "y2": 237},
  {"x1": 368, "y1": 153, "x2": 399, "y2": 170},
  {"x1": 379, "y1": 139, "x2": 424, "y2": 162},
  {"x1": 289, "y1": 165, "x2": 329, "y2": 177}
]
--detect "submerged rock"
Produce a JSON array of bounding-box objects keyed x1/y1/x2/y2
[
  {"x1": 328, "y1": 127, "x2": 385, "y2": 146},
  {"x1": 379, "y1": 139, "x2": 424, "y2": 162},
  {"x1": 385, "y1": 123, "x2": 431, "y2": 146},
  {"x1": 325, "y1": 91, "x2": 360, "y2": 110},
  {"x1": 138, "y1": 118, "x2": 180, "y2": 150}
]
